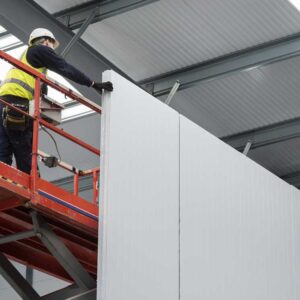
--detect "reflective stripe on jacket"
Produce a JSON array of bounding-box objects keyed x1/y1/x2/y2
[{"x1": 0, "y1": 48, "x2": 46, "y2": 100}]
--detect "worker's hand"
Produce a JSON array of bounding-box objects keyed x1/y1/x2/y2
[{"x1": 92, "y1": 81, "x2": 113, "y2": 93}]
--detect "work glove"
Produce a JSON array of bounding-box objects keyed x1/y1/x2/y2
[{"x1": 92, "y1": 81, "x2": 113, "y2": 94}]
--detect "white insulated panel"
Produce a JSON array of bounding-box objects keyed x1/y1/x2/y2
[
  {"x1": 180, "y1": 115, "x2": 300, "y2": 300},
  {"x1": 98, "y1": 71, "x2": 179, "y2": 300}
]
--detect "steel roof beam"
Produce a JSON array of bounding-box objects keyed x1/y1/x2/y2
[
  {"x1": 54, "y1": 0, "x2": 159, "y2": 30},
  {"x1": 140, "y1": 33, "x2": 300, "y2": 97},
  {"x1": 0, "y1": 31, "x2": 9, "y2": 38},
  {"x1": 61, "y1": 9, "x2": 97, "y2": 58},
  {"x1": 280, "y1": 172, "x2": 300, "y2": 188},
  {"x1": 0, "y1": 0, "x2": 135, "y2": 103},
  {"x1": 221, "y1": 119, "x2": 300, "y2": 189},
  {"x1": 221, "y1": 117, "x2": 300, "y2": 151}
]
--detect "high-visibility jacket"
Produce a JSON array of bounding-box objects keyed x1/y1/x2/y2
[{"x1": 0, "y1": 48, "x2": 46, "y2": 100}]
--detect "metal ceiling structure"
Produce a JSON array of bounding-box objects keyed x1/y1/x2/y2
[
  {"x1": 54, "y1": 0, "x2": 159, "y2": 30},
  {"x1": 1, "y1": 0, "x2": 300, "y2": 188},
  {"x1": 222, "y1": 116, "x2": 300, "y2": 152},
  {"x1": 76, "y1": 0, "x2": 300, "y2": 79},
  {"x1": 0, "y1": 0, "x2": 137, "y2": 104},
  {"x1": 1, "y1": 1, "x2": 300, "y2": 296},
  {"x1": 140, "y1": 32, "x2": 300, "y2": 97}
]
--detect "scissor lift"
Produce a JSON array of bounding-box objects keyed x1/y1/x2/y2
[{"x1": 0, "y1": 51, "x2": 102, "y2": 299}]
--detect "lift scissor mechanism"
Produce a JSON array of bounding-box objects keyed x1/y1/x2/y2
[{"x1": 0, "y1": 50, "x2": 101, "y2": 299}]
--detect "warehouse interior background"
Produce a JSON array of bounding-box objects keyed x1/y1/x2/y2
[{"x1": 1, "y1": 0, "x2": 300, "y2": 298}]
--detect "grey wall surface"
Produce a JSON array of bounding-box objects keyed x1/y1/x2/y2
[
  {"x1": 98, "y1": 71, "x2": 180, "y2": 300},
  {"x1": 38, "y1": 113, "x2": 101, "y2": 182},
  {"x1": 98, "y1": 71, "x2": 300, "y2": 300}
]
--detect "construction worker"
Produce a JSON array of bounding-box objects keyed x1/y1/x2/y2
[{"x1": 0, "y1": 28, "x2": 113, "y2": 174}]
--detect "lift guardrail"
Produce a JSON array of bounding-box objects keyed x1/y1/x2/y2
[{"x1": 0, "y1": 50, "x2": 100, "y2": 204}]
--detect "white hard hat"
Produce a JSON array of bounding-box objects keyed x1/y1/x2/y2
[{"x1": 29, "y1": 28, "x2": 59, "y2": 48}]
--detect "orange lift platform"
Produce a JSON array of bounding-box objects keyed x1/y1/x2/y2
[{"x1": 0, "y1": 51, "x2": 101, "y2": 299}]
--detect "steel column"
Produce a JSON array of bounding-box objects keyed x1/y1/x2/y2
[
  {"x1": 165, "y1": 80, "x2": 180, "y2": 106},
  {"x1": 0, "y1": 251, "x2": 40, "y2": 300},
  {"x1": 242, "y1": 140, "x2": 252, "y2": 156}
]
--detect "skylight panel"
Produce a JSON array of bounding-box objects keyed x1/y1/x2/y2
[
  {"x1": 46, "y1": 70, "x2": 83, "y2": 104},
  {"x1": 0, "y1": 45, "x2": 27, "y2": 80},
  {"x1": 0, "y1": 34, "x2": 21, "y2": 51},
  {"x1": 62, "y1": 104, "x2": 93, "y2": 122},
  {"x1": 7, "y1": 44, "x2": 27, "y2": 56},
  {"x1": 289, "y1": 0, "x2": 300, "y2": 10},
  {"x1": 0, "y1": 25, "x2": 6, "y2": 34}
]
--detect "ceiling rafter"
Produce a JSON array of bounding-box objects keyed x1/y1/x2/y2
[
  {"x1": 140, "y1": 33, "x2": 300, "y2": 97},
  {"x1": 221, "y1": 116, "x2": 300, "y2": 152},
  {"x1": 54, "y1": 0, "x2": 159, "y2": 30}
]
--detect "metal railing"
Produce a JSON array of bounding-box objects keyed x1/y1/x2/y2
[{"x1": 0, "y1": 50, "x2": 100, "y2": 204}]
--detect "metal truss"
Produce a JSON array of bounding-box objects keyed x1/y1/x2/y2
[{"x1": 0, "y1": 212, "x2": 97, "y2": 300}]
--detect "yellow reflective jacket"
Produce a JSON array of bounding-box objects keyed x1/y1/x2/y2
[{"x1": 0, "y1": 48, "x2": 46, "y2": 100}]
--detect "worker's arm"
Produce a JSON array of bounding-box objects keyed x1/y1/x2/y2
[
  {"x1": 27, "y1": 45, "x2": 94, "y2": 86},
  {"x1": 26, "y1": 45, "x2": 113, "y2": 93}
]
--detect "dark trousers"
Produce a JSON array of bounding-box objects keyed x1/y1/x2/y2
[{"x1": 0, "y1": 95, "x2": 32, "y2": 174}]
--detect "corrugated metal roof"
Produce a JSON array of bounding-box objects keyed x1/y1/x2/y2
[
  {"x1": 248, "y1": 138, "x2": 300, "y2": 176},
  {"x1": 30, "y1": 0, "x2": 300, "y2": 186},
  {"x1": 33, "y1": 0, "x2": 90, "y2": 14},
  {"x1": 169, "y1": 55, "x2": 300, "y2": 137},
  {"x1": 81, "y1": 0, "x2": 300, "y2": 80}
]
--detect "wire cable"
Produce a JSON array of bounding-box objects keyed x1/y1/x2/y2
[{"x1": 40, "y1": 125, "x2": 62, "y2": 162}]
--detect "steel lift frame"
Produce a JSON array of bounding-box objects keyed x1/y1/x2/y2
[{"x1": 0, "y1": 50, "x2": 101, "y2": 299}]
